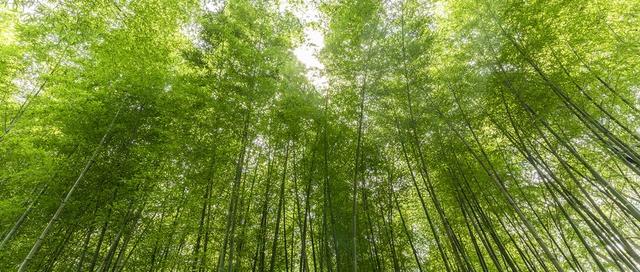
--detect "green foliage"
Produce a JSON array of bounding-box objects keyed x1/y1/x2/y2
[{"x1": 1, "y1": 0, "x2": 638, "y2": 271}]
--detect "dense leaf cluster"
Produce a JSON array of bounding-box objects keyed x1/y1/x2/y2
[{"x1": 1, "y1": 0, "x2": 638, "y2": 271}]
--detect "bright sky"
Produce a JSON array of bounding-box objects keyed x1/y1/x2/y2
[
  {"x1": 13, "y1": 0, "x2": 329, "y2": 90},
  {"x1": 293, "y1": 27, "x2": 328, "y2": 90},
  {"x1": 204, "y1": 0, "x2": 328, "y2": 89},
  {"x1": 287, "y1": 1, "x2": 328, "y2": 90}
]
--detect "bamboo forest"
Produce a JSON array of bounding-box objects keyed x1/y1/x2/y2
[{"x1": 1, "y1": 0, "x2": 639, "y2": 271}]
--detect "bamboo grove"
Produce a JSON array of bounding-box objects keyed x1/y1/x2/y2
[{"x1": 1, "y1": 0, "x2": 639, "y2": 271}]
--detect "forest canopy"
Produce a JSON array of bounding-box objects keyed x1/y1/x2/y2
[{"x1": 1, "y1": 0, "x2": 639, "y2": 271}]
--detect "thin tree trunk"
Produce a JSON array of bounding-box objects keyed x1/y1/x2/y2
[
  {"x1": 350, "y1": 67, "x2": 368, "y2": 272},
  {"x1": 18, "y1": 108, "x2": 121, "y2": 272},
  {"x1": 0, "y1": 185, "x2": 47, "y2": 249},
  {"x1": 252, "y1": 150, "x2": 274, "y2": 272},
  {"x1": 77, "y1": 224, "x2": 96, "y2": 272},
  {"x1": 300, "y1": 142, "x2": 316, "y2": 272},
  {"x1": 217, "y1": 112, "x2": 250, "y2": 272},
  {"x1": 392, "y1": 192, "x2": 423, "y2": 272},
  {"x1": 269, "y1": 143, "x2": 290, "y2": 272}
]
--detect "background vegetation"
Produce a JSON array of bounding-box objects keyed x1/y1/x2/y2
[{"x1": 1, "y1": 0, "x2": 639, "y2": 271}]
